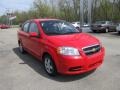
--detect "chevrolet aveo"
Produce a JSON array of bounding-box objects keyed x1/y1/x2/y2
[{"x1": 18, "y1": 19, "x2": 105, "y2": 76}]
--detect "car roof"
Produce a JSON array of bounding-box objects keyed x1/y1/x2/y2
[{"x1": 33, "y1": 18, "x2": 60, "y2": 22}]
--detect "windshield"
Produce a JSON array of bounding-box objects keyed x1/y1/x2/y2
[{"x1": 40, "y1": 20, "x2": 80, "y2": 35}]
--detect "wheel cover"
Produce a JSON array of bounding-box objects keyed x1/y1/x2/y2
[
  {"x1": 44, "y1": 57, "x2": 53, "y2": 74},
  {"x1": 106, "y1": 28, "x2": 108, "y2": 32}
]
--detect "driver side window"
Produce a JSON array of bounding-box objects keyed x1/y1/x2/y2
[
  {"x1": 29, "y1": 22, "x2": 39, "y2": 34},
  {"x1": 23, "y1": 23, "x2": 30, "y2": 32}
]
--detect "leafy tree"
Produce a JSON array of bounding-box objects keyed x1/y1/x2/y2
[{"x1": 10, "y1": 0, "x2": 120, "y2": 24}]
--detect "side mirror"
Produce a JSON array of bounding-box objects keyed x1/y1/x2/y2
[{"x1": 29, "y1": 32, "x2": 39, "y2": 37}]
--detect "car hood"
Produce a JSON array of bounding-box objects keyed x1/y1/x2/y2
[{"x1": 47, "y1": 33, "x2": 100, "y2": 49}]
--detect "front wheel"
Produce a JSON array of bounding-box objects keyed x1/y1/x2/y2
[
  {"x1": 118, "y1": 31, "x2": 120, "y2": 34},
  {"x1": 43, "y1": 55, "x2": 57, "y2": 76},
  {"x1": 105, "y1": 28, "x2": 109, "y2": 33}
]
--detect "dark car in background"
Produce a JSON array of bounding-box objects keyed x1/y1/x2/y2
[
  {"x1": 91, "y1": 21, "x2": 116, "y2": 33},
  {"x1": 116, "y1": 23, "x2": 120, "y2": 34}
]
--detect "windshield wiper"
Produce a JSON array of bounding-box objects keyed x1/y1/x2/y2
[
  {"x1": 46, "y1": 32, "x2": 62, "y2": 35},
  {"x1": 63, "y1": 32, "x2": 80, "y2": 34},
  {"x1": 46, "y1": 32, "x2": 80, "y2": 35}
]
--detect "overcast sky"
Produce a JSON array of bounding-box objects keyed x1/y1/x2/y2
[{"x1": 0, "y1": 0, "x2": 34, "y2": 16}]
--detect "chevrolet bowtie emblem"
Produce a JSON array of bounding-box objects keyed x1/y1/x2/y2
[{"x1": 92, "y1": 48, "x2": 96, "y2": 52}]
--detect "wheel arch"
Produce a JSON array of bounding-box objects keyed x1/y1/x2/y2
[
  {"x1": 41, "y1": 50, "x2": 59, "y2": 72},
  {"x1": 42, "y1": 52, "x2": 58, "y2": 73}
]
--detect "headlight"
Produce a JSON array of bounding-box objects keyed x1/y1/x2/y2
[{"x1": 57, "y1": 47, "x2": 80, "y2": 56}]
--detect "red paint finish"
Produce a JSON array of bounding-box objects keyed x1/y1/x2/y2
[
  {"x1": 0, "y1": 24, "x2": 10, "y2": 29},
  {"x1": 18, "y1": 19, "x2": 105, "y2": 75}
]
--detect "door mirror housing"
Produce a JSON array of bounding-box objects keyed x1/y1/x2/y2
[{"x1": 29, "y1": 32, "x2": 39, "y2": 37}]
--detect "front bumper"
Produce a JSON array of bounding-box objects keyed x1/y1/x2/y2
[{"x1": 57, "y1": 47, "x2": 105, "y2": 75}]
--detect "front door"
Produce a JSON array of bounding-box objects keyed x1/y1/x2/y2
[{"x1": 28, "y1": 22, "x2": 42, "y2": 58}]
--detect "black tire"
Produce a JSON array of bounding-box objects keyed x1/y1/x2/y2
[
  {"x1": 19, "y1": 41, "x2": 25, "y2": 54},
  {"x1": 43, "y1": 54, "x2": 57, "y2": 76},
  {"x1": 118, "y1": 31, "x2": 120, "y2": 34},
  {"x1": 92, "y1": 30, "x2": 97, "y2": 33}
]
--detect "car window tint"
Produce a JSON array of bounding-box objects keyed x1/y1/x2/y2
[
  {"x1": 40, "y1": 20, "x2": 80, "y2": 35},
  {"x1": 110, "y1": 22, "x2": 113, "y2": 25},
  {"x1": 96, "y1": 21, "x2": 105, "y2": 24},
  {"x1": 29, "y1": 23, "x2": 39, "y2": 34},
  {"x1": 23, "y1": 23, "x2": 29, "y2": 32}
]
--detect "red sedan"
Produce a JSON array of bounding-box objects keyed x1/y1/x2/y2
[
  {"x1": 17, "y1": 19, "x2": 105, "y2": 76},
  {"x1": 0, "y1": 24, "x2": 10, "y2": 29}
]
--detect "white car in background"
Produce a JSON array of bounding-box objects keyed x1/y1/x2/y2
[
  {"x1": 72, "y1": 22, "x2": 80, "y2": 28},
  {"x1": 71, "y1": 22, "x2": 91, "y2": 32},
  {"x1": 116, "y1": 24, "x2": 120, "y2": 34}
]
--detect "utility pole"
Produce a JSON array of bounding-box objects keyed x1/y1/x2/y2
[
  {"x1": 88, "y1": 0, "x2": 92, "y2": 25},
  {"x1": 80, "y1": 0, "x2": 92, "y2": 27},
  {"x1": 80, "y1": 0, "x2": 84, "y2": 27},
  {"x1": 6, "y1": 9, "x2": 11, "y2": 25},
  {"x1": 6, "y1": 9, "x2": 13, "y2": 26}
]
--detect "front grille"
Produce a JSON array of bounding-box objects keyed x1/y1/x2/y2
[{"x1": 83, "y1": 44, "x2": 101, "y2": 56}]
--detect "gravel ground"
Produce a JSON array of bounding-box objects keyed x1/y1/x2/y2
[{"x1": 0, "y1": 28, "x2": 120, "y2": 90}]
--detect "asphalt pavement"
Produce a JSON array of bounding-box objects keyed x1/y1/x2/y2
[{"x1": 0, "y1": 28, "x2": 120, "y2": 90}]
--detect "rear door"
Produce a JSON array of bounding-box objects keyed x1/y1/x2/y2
[{"x1": 20, "y1": 22, "x2": 30, "y2": 49}]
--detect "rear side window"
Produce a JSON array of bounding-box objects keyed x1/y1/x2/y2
[
  {"x1": 29, "y1": 23, "x2": 39, "y2": 34},
  {"x1": 23, "y1": 23, "x2": 29, "y2": 32}
]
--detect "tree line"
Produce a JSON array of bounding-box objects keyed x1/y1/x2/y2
[{"x1": 0, "y1": 0, "x2": 120, "y2": 25}]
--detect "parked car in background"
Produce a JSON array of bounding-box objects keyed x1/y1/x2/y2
[
  {"x1": 81, "y1": 23, "x2": 91, "y2": 32},
  {"x1": 71, "y1": 22, "x2": 82, "y2": 32},
  {"x1": 83, "y1": 23, "x2": 90, "y2": 27},
  {"x1": 91, "y1": 21, "x2": 116, "y2": 33},
  {"x1": 72, "y1": 22, "x2": 91, "y2": 32},
  {"x1": 116, "y1": 23, "x2": 120, "y2": 34},
  {"x1": 72, "y1": 22, "x2": 90, "y2": 28},
  {"x1": 72, "y1": 22, "x2": 80, "y2": 28},
  {"x1": 18, "y1": 19, "x2": 105, "y2": 76},
  {"x1": 0, "y1": 24, "x2": 10, "y2": 29}
]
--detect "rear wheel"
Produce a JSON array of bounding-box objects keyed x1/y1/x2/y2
[
  {"x1": 19, "y1": 42, "x2": 25, "y2": 53},
  {"x1": 43, "y1": 54, "x2": 57, "y2": 76},
  {"x1": 92, "y1": 30, "x2": 97, "y2": 33}
]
